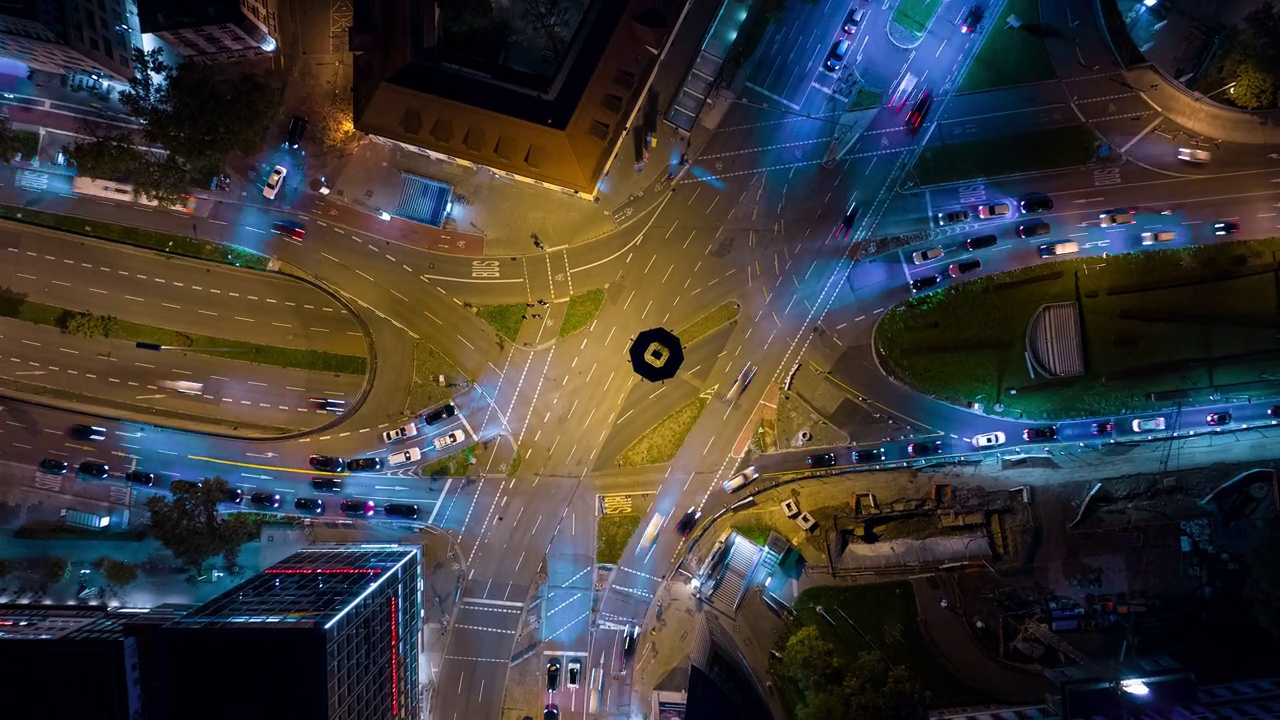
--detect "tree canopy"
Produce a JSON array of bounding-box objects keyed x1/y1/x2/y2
[
  {"x1": 778, "y1": 626, "x2": 929, "y2": 720},
  {"x1": 1245, "y1": 517, "x2": 1280, "y2": 640},
  {"x1": 99, "y1": 558, "x2": 140, "y2": 588},
  {"x1": 144, "y1": 477, "x2": 259, "y2": 579},
  {"x1": 1219, "y1": 1, "x2": 1280, "y2": 109}
]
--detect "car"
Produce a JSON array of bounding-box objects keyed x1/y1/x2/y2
[
  {"x1": 978, "y1": 202, "x2": 1009, "y2": 219},
  {"x1": 224, "y1": 487, "x2": 244, "y2": 504},
  {"x1": 310, "y1": 477, "x2": 344, "y2": 493},
  {"x1": 824, "y1": 38, "x2": 852, "y2": 72},
  {"x1": 912, "y1": 246, "x2": 944, "y2": 264},
  {"x1": 285, "y1": 115, "x2": 307, "y2": 148},
  {"x1": 294, "y1": 497, "x2": 325, "y2": 515},
  {"x1": 1132, "y1": 417, "x2": 1166, "y2": 432},
  {"x1": 972, "y1": 431, "x2": 1006, "y2": 448},
  {"x1": 937, "y1": 210, "x2": 970, "y2": 226},
  {"x1": 347, "y1": 456, "x2": 384, "y2": 473},
  {"x1": 566, "y1": 659, "x2": 581, "y2": 688},
  {"x1": 1092, "y1": 422, "x2": 1115, "y2": 435},
  {"x1": 1271, "y1": 406, "x2": 1280, "y2": 419},
  {"x1": 263, "y1": 165, "x2": 287, "y2": 200},
  {"x1": 125, "y1": 470, "x2": 155, "y2": 486},
  {"x1": 910, "y1": 274, "x2": 942, "y2": 293},
  {"x1": 422, "y1": 402, "x2": 458, "y2": 426},
  {"x1": 966, "y1": 234, "x2": 998, "y2": 251},
  {"x1": 312, "y1": 397, "x2": 346, "y2": 412},
  {"x1": 676, "y1": 507, "x2": 701, "y2": 536},
  {"x1": 309, "y1": 455, "x2": 345, "y2": 473},
  {"x1": 960, "y1": 3, "x2": 984, "y2": 32},
  {"x1": 722, "y1": 466, "x2": 759, "y2": 493},
  {"x1": 250, "y1": 492, "x2": 281, "y2": 509},
  {"x1": 852, "y1": 448, "x2": 885, "y2": 463},
  {"x1": 340, "y1": 498, "x2": 376, "y2": 516},
  {"x1": 905, "y1": 90, "x2": 932, "y2": 134},
  {"x1": 383, "y1": 422, "x2": 419, "y2": 443},
  {"x1": 78, "y1": 461, "x2": 110, "y2": 479},
  {"x1": 433, "y1": 429, "x2": 467, "y2": 451},
  {"x1": 1177, "y1": 147, "x2": 1210, "y2": 163},
  {"x1": 39, "y1": 458, "x2": 69, "y2": 474},
  {"x1": 889, "y1": 73, "x2": 918, "y2": 111},
  {"x1": 271, "y1": 220, "x2": 306, "y2": 240},
  {"x1": 807, "y1": 452, "x2": 837, "y2": 468},
  {"x1": 908, "y1": 441, "x2": 943, "y2": 456},
  {"x1": 546, "y1": 657, "x2": 562, "y2": 691},
  {"x1": 842, "y1": 6, "x2": 866, "y2": 32},
  {"x1": 837, "y1": 202, "x2": 860, "y2": 239},
  {"x1": 161, "y1": 380, "x2": 204, "y2": 394},
  {"x1": 71, "y1": 424, "x2": 107, "y2": 441},
  {"x1": 1020, "y1": 193, "x2": 1054, "y2": 213},
  {"x1": 1213, "y1": 221, "x2": 1240, "y2": 235},
  {"x1": 1141, "y1": 230, "x2": 1176, "y2": 245},
  {"x1": 544, "y1": 705, "x2": 560, "y2": 720},
  {"x1": 388, "y1": 447, "x2": 423, "y2": 466},
  {"x1": 621, "y1": 624, "x2": 640, "y2": 658},
  {"x1": 1206, "y1": 411, "x2": 1232, "y2": 426},
  {"x1": 949, "y1": 258, "x2": 982, "y2": 277},
  {"x1": 1022, "y1": 426, "x2": 1057, "y2": 441},
  {"x1": 639, "y1": 512, "x2": 665, "y2": 551},
  {"x1": 1017, "y1": 221, "x2": 1051, "y2": 238},
  {"x1": 1098, "y1": 209, "x2": 1135, "y2": 227},
  {"x1": 724, "y1": 362, "x2": 758, "y2": 402},
  {"x1": 384, "y1": 503, "x2": 420, "y2": 519}
]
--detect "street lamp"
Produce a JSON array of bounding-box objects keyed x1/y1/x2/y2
[{"x1": 1205, "y1": 81, "x2": 1237, "y2": 99}]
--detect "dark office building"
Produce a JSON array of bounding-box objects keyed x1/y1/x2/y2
[
  {"x1": 158, "y1": 544, "x2": 423, "y2": 720},
  {"x1": 136, "y1": 0, "x2": 276, "y2": 62}
]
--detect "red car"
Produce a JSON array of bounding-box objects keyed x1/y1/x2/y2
[{"x1": 905, "y1": 90, "x2": 932, "y2": 134}]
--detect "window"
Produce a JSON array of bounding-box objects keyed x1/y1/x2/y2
[
  {"x1": 612, "y1": 69, "x2": 636, "y2": 89},
  {"x1": 600, "y1": 94, "x2": 624, "y2": 114},
  {"x1": 89, "y1": 37, "x2": 99, "y2": 51},
  {"x1": 588, "y1": 120, "x2": 610, "y2": 141}
]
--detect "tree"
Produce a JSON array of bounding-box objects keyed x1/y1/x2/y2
[
  {"x1": 145, "y1": 477, "x2": 259, "y2": 579},
  {"x1": 64, "y1": 312, "x2": 119, "y2": 339},
  {"x1": 0, "y1": 559, "x2": 11, "y2": 581},
  {"x1": 0, "y1": 118, "x2": 31, "y2": 164},
  {"x1": 840, "y1": 651, "x2": 929, "y2": 720},
  {"x1": 39, "y1": 557, "x2": 70, "y2": 587},
  {"x1": 1218, "y1": 1, "x2": 1280, "y2": 109},
  {"x1": 1246, "y1": 518, "x2": 1280, "y2": 640},
  {"x1": 308, "y1": 91, "x2": 358, "y2": 153},
  {"x1": 781, "y1": 625, "x2": 843, "y2": 691},
  {"x1": 522, "y1": 0, "x2": 573, "y2": 54},
  {"x1": 63, "y1": 132, "x2": 145, "y2": 181},
  {"x1": 99, "y1": 558, "x2": 139, "y2": 588},
  {"x1": 1226, "y1": 60, "x2": 1276, "y2": 110}
]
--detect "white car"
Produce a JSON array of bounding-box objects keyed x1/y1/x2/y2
[
  {"x1": 1132, "y1": 417, "x2": 1166, "y2": 432},
  {"x1": 263, "y1": 165, "x2": 287, "y2": 199},
  {"x1": 383, "y1": 422, "x2": 419, "y2": 444},
  {"x1": 1177, "y1": 147, "x2": 1210, "y2": 163},
  {"x1": 1098, "y1": 209, "x2": 1135, "y2": 227},
  {"x1": 387, "y1": 447, "x2": 422, "y2": 466},
  {"x1": 911, "y1": 246, "x2": 944, "y2": 264},
  {"x1": 639, "y1": 512, "x2": 664, "y2": 551},
  {"x1": 432, "y1": 429, "x2": 466, "y2": 451},
  {"x1": 722, "y1": 466, "x2": 759, "y2": 493},
  {"x1": 978, "y1": 202, "x2": 1010, "y2": 219},
  {"x1": 972, "y1": 431, "x2": 1006, "y2": 448}
]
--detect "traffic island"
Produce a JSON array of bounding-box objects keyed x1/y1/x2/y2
[
  {"x1": 597, "y1": 513, "x2": 642, "y2": 565},
  {"x1": 889, "y1": 0, "x2": 944, "y2": 46},
  {"x1": 472, "y1": 302, "x2": 526, "y2": 342},
  {"x1": 615, "y1": 395, "x2": 710, "y2": 468},
  {"x1": 676, "y1": 300, "x2": 740, "y2": 344},
  {"x1": 558, "y1": 288, "x2": 606, "y2": 338},
  {"x1": 406, "y1": 341, "x2": 469, "y2": 413},
  {"x1": 956, "y1": 0, "x2": 1056, "y2": 93}
]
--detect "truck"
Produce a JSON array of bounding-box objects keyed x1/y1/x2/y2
[{"x1": 62, "y1": 508, "x2": 110, "y2": 530}]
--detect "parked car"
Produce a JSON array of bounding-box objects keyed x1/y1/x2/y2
[
  {"x1": 250, "y1": 492, "x2": 281, "y2": 509},
  {"x1": 285, "y1": 115, "x2": 307, "y2": 148},
  {"x1": 263, "y1": 165, "x2": 287, "y2": 200},
  {"x1": 972, "y1": 432, "x2": 1006, "y2": 448},
  {"x1": 807, "y1": 452, "x2": 838, "y2": 468},
  {"x1": 910, "y1": 274, "x2": 942, "y2": 293},
  {"x1": 388, "y1": 448, "x2": 423, "y2": 467},
  {"x1": 852, "y1": 448, "x2": 885, "y2": 463},
  {"x1": 547, "y1": 658, "x2": 562, "y2": 692},
  {"x1": 722, "y1": 466, "x2": 759, "y2": 493},
  {"x1": 78, "y1": 461, "x2": 110, "y2": 479},
  {"x1": 1022, "y1": 426, "x2": 1057, "y2": 441},
  {"x1": 948, "y1": 258, "x2": 982, "y2": 277},
  {"x1": 545, "y1": 704, "x2": 560, "y2": 720},
  {"x1": 310, "y1": 477, "x2": 344, "y2": 493},
  {"x1": 675, "y1": 507, "x2": 701, "y2": 536},
  {"x1": 907, "y1": 441, "x2": 943, "y2": 456},
  {"x1": 960, "y1": 3, "x2": 984, "y2": 32},
  {"x1": 824, "y1": 38, "x2": 852, "y2": 72},
  {"x1": 39, "y1": 458, "x2": 69, "y2": 474},
  {"x1": 1020, "y1": 193, "x2": 1054, "y2": 213},
  {"x1": 125, "y1": 470, "x2": 155, "y2": 486},
  {"x1": 294, "y1": 498, "x2": 324, "y2": 515},
  {"x1": 936, "y1": 210, "x2": 970, "y2": 226},
  {"x1": 309, "y1": 455, "x2": 345, "y2": 473},
  {"x1": 1132, "y1": 417, "x2": 1166, "y2": 432},
  {"x1": 340, "y1": 499, "x2": 376, "y2": 516},
  {"x1": 978, "y1": 202, "x2": 1009, "y2": 219},
  {"x1": 347, "y1": 456, "x2": 384, "y2": 473},
  {"x1": 1206, "y1": 411, "x2": 1232, "y2": 426},
  {"x1": 423, "y1": 402, "x2": 458, "y2": 426},
  {"x1": 384, "y1": 503, "x2": 420, "y2": 520},
  {"x1": 912, "y1": 246, "x2": 944, "y2": 264},
  {"x1": 965, "y1": 234, "x2": 998, "y2": 251},
  {"x1": 1092, "y1": 422, "x2": 1115, "y2": 435},
  {"x1": 566, "y1": 659, "x2": 581, "y2": 688},
  {"x1": 843, "y1": 5, "x2": 866, "y2": 32}
]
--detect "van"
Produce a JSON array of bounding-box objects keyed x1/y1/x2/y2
[
  {"x1": 722, "y1": 466, "x2": 759, "y2": 493},
  {"x1": 1038, "y1": 241, "x2": 1080, "y2": 258},
  {"x1": 1141, "y1": 230, "x2": 1176, "y2": 245},
  {"x1": 825, "y1": 39, "x2": 852, "y2": 72}
]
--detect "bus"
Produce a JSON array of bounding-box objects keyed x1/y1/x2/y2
[{"x1": 71, "y1": 176, "x2": 197, "y2": 213}]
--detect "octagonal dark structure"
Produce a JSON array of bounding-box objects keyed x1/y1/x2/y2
[{"x1": 629, "y1": 327, "x2": 685, "y2": 382}]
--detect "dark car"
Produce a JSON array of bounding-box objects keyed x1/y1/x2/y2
[
  {"x1": 1213, "y1": 221, "x2": 1240, "y2": 235},
  {"x1": 312, "y1": 397, "x2": 347, "y2": 413},
  {"x1": 1271, "y1": 406, "x2": 1280, "y2": 419},
  {"x1": 852, "y1": 448, "x2": 885, "y2": 463},
  {"x1": 807, "y1": 452, "x2": 838, "y2": 468},
  {"x1": 250, "y1": 492, "x2": 282, "y2": 509},
  {"x1": 965, "y1": 234, "x2": 998, "y2": 251},
  {"x1": 348, "y1": 456, "x2": 384, "y2": 473},
  {"x1": 295, "y1": 497, "x2": 325, "y2": 515},
  {"x1": 285, "y1": 115, "x2": 307, "y2": 148},
  {"x1": 423, "y1": 402, "x2": 458, "y2": 426},
  {"x1": 224, "y1": 487, "x2": 245, "y2": 504},
  {"x1": 340, "y1": 498, "x2": 376, "y2": 516},
  {"x1": 125, "y1": 470, "x2": 155, "y2": 486},
  {"x1": 949, "y1": 258, "x2": 982, "y2": 277},
  {"x1": 1206, "y1": 411, "x2": 1232, "y2": 426},
  {"x1": 546, "y1": 659, "x2": 561, "y2": 692},
  {"x1": 960, "y1": 3, "x2": 984, "y2": 32},
  {"x1": 622, "y1": 624, "x2": 640, "y2": 658},
  {"x1": 910, "y1": 274, "x2": 942, "y2": 293},
  {"x1": 271, "y1": 220, "x2": 306, "y2": 240},
  {"x1": 837, "y1": 202, "x2": 860, "y2": 239},
  {"x1": 1092, "y1": 422, "x2": 1115, "y2": 435},
  {"x1": 1017, "y1": 221, "x2": 1051, "y2": 238},
  {"x1": 1022, "y1": 426, "x2": 1058, "y2": 441},
  {"x1": 676, "y1": 507, "x2": 701, "y2": 536},
  {"x1": 905, "y1": 90, "x2": 932, "y2": 134},
  {"x1": 39, "y1": 458, "x2": 69, "y2": 474},
  {"x1": 309, "y1": 455, "x2": 345, "y2": 473},
  {"x1": 311, "y1": 477, "x2": 344, "y2": 493},
  {"x1": 908, "y1": 441, "x2": 943, "y2": 456},
  {"x1": 1020, "y1": 193, "x2": 1054, "y2": 213},
  {"x1": 78, "y1": 461, "x2": 110, "y2": 479},
  {"x1": 824, "y1": 38, "x2": 852, "y2": 72},
  {"x1": 384, "y1": 503, "x2": 420, "y2": 520},
  {"x1": 545, "y1": 704, "x2": 560, "y2": 720},
  {"x1": 937, "y1": 209, "x2": 970, "y2": 226},
  {"x1": 71, "y1": 424, "x2": 107, "y2": 441},
  {"x1": 842, "y1": 6, "x2": 866, "y2": 32}
]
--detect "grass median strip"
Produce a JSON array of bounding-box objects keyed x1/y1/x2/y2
[
  {"x1": 597, "y1": 513, "x2": 641, "y2": 565},
  {"x1": 957, "y1": 0, "x2": 1056, "y2": 92},
  {"x1": 892, "y1": 0, "x2": 943, "y2": 36},
  {"x1": 474, "y1": 302, "x2": 525, "y2": 342},
  {"x1": 678, "y1": 300, "x2": 741, "y2": 345},
  {"x1": 421, "y1": 444, "x2": 476, "y2": 479},
  {"x1": 0, "y1": 287, "x2": 366, "y2": 375},
  {"x1": 910, "y1": 125, "x2": 1099, "y2": 186},
  {"x1": 559, "y1": 288, "x2": 606, "y2": 338},
  {"x1": 406, "y1": 341, "x2": 468, "y2": 412},
  {"x1": 616, "y1": 395, "x2": 710, "y2": 468},
  {"x1": 0, "y1": 203, "x2": 269, "y2": 270}
]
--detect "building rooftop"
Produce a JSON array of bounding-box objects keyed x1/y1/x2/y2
[{"x1": 136, "y1": 0, "x2": 245, "y2": 34}]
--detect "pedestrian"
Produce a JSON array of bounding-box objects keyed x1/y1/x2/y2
[
  {"x1": 538, "y1": 299, "x2": 548, "y2": 307},
  {"x1": 525, "y1": 303, "x2": 535, "y2": 308},
  {"x1": 532, "y1": 313, "x2": 543, "y2": 319},
  {"x1": 522, "y1": 314, "x2": 528, "y2": 320}
]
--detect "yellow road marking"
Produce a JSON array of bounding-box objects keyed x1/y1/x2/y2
[{"x1": 187, "y1": 455, "x2": 345, "y2": 476}]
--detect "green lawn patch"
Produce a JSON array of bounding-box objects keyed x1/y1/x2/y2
[
  {"x1": 957, "y1": 0, "x2": 1057, "y2": 92},
  {"x1": 406, "y1": 341, "x2": 467, "y2": 413},
  {"x1": 421, "y1": 444, "x2": 476, "y2": 479},
  {"x1": 508, "y1": 448, "x2": 522, "y2": 476},
  {"x1": 0, "y1": 287, "x2": 366, "y2": 375},
  {"x1": 559, "y1": 288, "x2": 606, "y2": 338},
  {"x1": 13, "y1": 130, "x2": 40, "y2": 160},
  {"x1": 597, "y1": 513, "x2": 641, "y2": 565},
  {"x1": 678, "y1": 300, "x2": 740, "y2": 345},
  {"x1": 911, "y1": 125, "x2": 1098, "y2": 186},
  {"x1": 0, "y1": 203, "x2": 269, "y2": 270},
  {"x1": 732, "y1": 520, "x2": 774, "y2": 546},
  {"x1": 777, "y1": 583, "x2": 978, "y2": 713},
  {"x1": 475, "y1": 303, "x2": 525, "y2": 342},
  {"x1": 616, "y1": 396, "x2": 710, "y2": 467},
  {"x1": 876, "y1": 239, "x2": 1280, "y2": 420},
  {"x1": 892, "y1": 0, "x2": 943, "y2": 36},
  {"x1": 850, "y1": 85, "x2": 882, "y2": 110}
]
